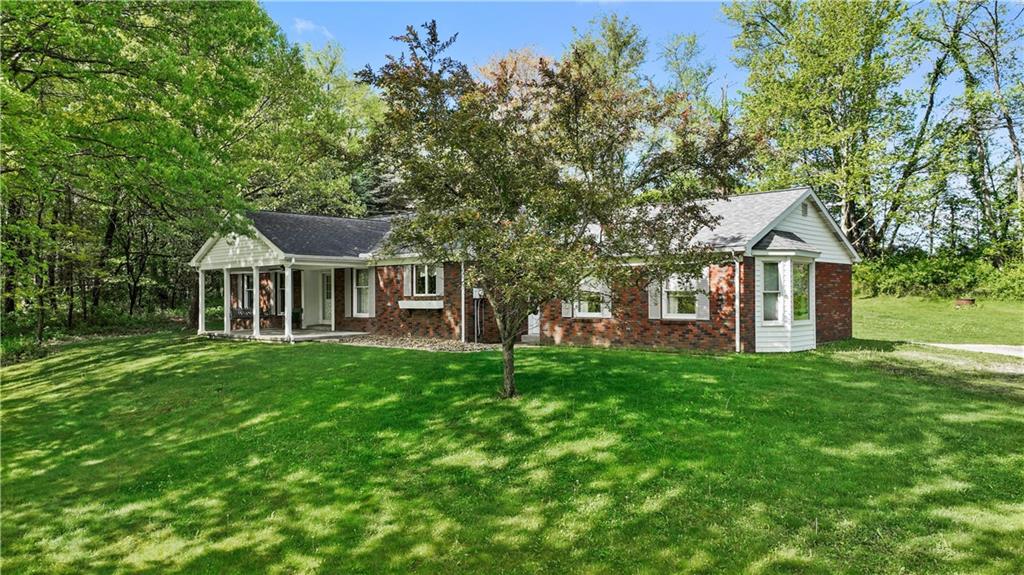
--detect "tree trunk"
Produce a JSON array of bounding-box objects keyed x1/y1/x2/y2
[{"x1": 500, "y1": 337, "x2": 518, "y2": 399}]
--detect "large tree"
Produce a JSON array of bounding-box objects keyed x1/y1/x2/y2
[
  {"x1": 360, "y1": 19, "x2": 750, "y2": 398},
  {"x1": 724, "y1": 0, "x2": 950, "y2": 256}
]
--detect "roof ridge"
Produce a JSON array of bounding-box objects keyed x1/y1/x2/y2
[
  {"x1": 252, "y1": 210, "x2": 390, "y2": 224},
  {"x1": 726, "y1": 186, "x2": 810, "y2": 199}
]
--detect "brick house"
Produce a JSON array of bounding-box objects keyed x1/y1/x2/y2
[{"x1": 190, "y1": 187, "x2": 859, "y2": 352}]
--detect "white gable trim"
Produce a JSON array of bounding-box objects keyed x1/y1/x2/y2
[
  {"x1": 744, "y1": 188, "x2": 860, "y2": 263},
  {"x1": 190, "y1": 224, "x2": 287, "y2": 269}
]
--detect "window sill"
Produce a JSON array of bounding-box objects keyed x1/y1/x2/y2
[
  {"x1": 399, "y1": 300, "x2": 444, "y2": 310},
  {"x1": 661, "y1": 315, "x2": 700, "y2": 321}
]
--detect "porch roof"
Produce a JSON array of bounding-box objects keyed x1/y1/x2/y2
[{"x1": 250, "y1": 211, "x2": 391, "y2": 259}]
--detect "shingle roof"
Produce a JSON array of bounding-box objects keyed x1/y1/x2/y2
[
  {"x1": 249, "y1": 211, "x2": 391, "y2": 258},
  {"x1": 692, "y1": 187, "x2": 809, "y2": 250},
  {"x1": 246, "y1": 187, "x2": 817, "y2": 260},
  {"x1": 752, "y1": 230, "x2": 819, "y2": 253}
]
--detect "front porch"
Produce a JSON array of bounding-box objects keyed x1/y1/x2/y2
[{"x1": 205, "y1": 327, "x2": 367, "y2": 342}]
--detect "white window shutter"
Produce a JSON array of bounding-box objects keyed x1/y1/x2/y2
[
  {"x1": 560, "y1": 300, "x2": 573, "y2": 318},
  {"x1": 599, "y1": 282, "x2": 612, "y2": 318},
  {"x1": 403, "y1": 265, "x2": 413, "y2": 297},
  {"x1": 648, "y1": 282, "x2": 662, "y2": 319},
  {"x1": 435, "y1": 264, "x2": 444, "y2": 296},
  {"x1": 697, "y1": 267, "x2": 710, "y2": 320},
  {"x1": 368, "y1": 267, "x2": 377, "y2": 317},
  {"x1": 344, "y1": 269, "x2": 353, "y2": 317}
]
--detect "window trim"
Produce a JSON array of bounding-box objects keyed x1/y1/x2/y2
[
  {"x1": 353, "y1": 268, "x2": 371, "y2": 317},
  {"x1": 661, "y1": 270, "x2": 706, "y2": 321},
  {"x1": 761, "y1": 260, "x2": 783, "y2": 326},
  {"x1": 574, "y1": 289, "x2": 607, "y2": 318},
  {"x1": 412, "y1": 264, "x2": 440, "y2": 297}
]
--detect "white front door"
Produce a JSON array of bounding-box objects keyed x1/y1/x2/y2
[{"x1": 320, "y1": 272, "x2": 332, "y2": 323}]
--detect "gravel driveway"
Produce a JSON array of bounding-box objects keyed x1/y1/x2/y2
[{"x1": 919, "y1": 343, "x2": 1024, "y2": 359}]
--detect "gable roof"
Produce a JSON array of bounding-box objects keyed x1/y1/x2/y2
[
  {"x1": 694, "y1": 186, "x2": 859, "y2": 262},
  {"x1": 248, "y1": 211, "x2": 391, "y2": 258},
  {"x1": 692, "y1": 187, "x2": 809, "y2": 251}
]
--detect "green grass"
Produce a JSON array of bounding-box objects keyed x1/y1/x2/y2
[
  {"x1": 855, "y1": 296, "x2": 1024, "y2": 346},
  {"x1": 2, "y1": 333, "x2": 1023, "y2": 574}
]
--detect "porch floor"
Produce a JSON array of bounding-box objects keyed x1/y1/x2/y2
[{"x1": 204, "y1": 328, "x2": 367, "y2": 342}]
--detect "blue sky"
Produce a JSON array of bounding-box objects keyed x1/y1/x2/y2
[{"x1": 263, "y1": 1, "x2": 747, "y2": 93}]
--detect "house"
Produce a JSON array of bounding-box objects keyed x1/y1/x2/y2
[{"x1": 190, "y1": 186, "x2": 859, "y2": 352}]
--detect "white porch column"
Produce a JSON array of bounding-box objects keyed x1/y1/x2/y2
[
  {"x1": 284, "y1": 264, "x2": 293, "y2": 342},
  {"x1": 223, "y1": 268, "x2": 231, "y2": 334},
  {"x1": 197, "y1": 269, "x2": 206, "y2": 334},
  {"x1": 252, "y1": 266, "x2": 261, "y2": 338}
]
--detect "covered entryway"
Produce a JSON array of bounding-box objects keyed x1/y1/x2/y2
[{"x1": 190, "y1": 211, "x2": 390, "y2": 342}]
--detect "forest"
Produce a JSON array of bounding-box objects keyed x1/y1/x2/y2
[{"x1": 2, "y1": 0, "x2": 1021, "y2": 349}]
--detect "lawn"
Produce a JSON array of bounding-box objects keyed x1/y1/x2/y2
[
  {"x1": 855, "y1": 296, "x2": 1024, "y2": 346},
  {"x1": 2, "y1": 334, "x2": 1023, "y2": 574}
]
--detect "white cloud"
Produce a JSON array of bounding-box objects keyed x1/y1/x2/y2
[{"x1": 293, "y1": 17, "x2": 334, "y2": 40}]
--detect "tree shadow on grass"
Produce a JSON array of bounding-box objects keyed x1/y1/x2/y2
[{"x1": 2, "y1": 333, "x2": 1023, "y2": 573}]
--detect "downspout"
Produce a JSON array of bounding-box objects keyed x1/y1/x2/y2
[
  {"x1": 733, "y1": 252, "x2": 742, "y2": 353},
  {"x1": 460, "y1": 260, "x2": 466, "y2": 343}
]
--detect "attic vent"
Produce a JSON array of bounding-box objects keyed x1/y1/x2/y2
[{"x1": 801, "y1": 203, "x2": 808, "y2": 217}]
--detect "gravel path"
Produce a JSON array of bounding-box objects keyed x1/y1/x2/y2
[
  {"x1": 324, "y1": 334, "x2": 501, "y2": 353},
  {"x1": 919, "y1": 343, "x2": 1024, "y2": 359}
]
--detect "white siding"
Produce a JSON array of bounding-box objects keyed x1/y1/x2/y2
[
  {"x1": 201, "y1": 234, "x2": 280, "y2": 269},
  {"x1": 774, "y1": 202, "x2": 853, "y2": 264},
  {"x1": 754, "y1": 257, "x2": 817, "y2": 353}
]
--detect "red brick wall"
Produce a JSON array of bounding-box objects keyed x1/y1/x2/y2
[
  {"x1": 539, "y1": 262, "x2": 743, "y2": 352},
  {"x1": 816, "y1": 262, "x2": 852, "y2": 342},
  {"x1": 739, "y1": 257, "x2": 756, "y2": 352},
  {"x1": 335, "y1": 264, "x2": 488, "y2": 340}
]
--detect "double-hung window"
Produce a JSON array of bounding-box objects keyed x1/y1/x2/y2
[
  {"x1": 414, "y1": 265, "x2": 439, "y2": 296},
  {"x1": 663, "y1": 275, "x2": 698, "y2": 319},
  {"x1": 792, "y1": 262, "x2": 811, "y2": 321},
  {"x1": 574, "y1": 279, "x2": 610, "y2": 318},
  {"x1": 354, "y1": 268, "x2": 371, "y2": 316},
  {"x1": 762, "y1": 262, "x2": 781, "y2": 323}
]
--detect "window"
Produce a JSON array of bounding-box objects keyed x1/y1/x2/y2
[
  {"x1": 576, "y1": 291, "x2": 604, "y2": 316},
  {"x1": 354, "y1": 268, "x2": 371, "y2": 316},
  {"x1": 762, "y1": 262, "x2": 780, "y2": 322},
  {"x1": 413, "y1": 265, "x2": 439, "y2": 296},
  {"x1": 238, "y1": 275, "x2": 254, "y2": 309},
  {"x1": 793, "y1": 262, "x2": 811, "y2": 321},
  {"x1": 663, "y1": 274, "x2": 699, "y2": 319},
  {"x1": 801, "y1": 202, "x2": 809, "y2": 217},
  {"x1": 322, "y1": 274, "x2": 332, "y2": 302},
  {"x1": 574, "y1": 279, "x2": 609, "y2": 318}
]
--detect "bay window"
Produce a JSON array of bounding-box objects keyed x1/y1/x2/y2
[{"x1": 793, "y1": 262, "x2": 811, "y2": 321}]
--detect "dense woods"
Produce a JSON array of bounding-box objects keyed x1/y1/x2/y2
[{"x1": 2, "y1": 0, "x2": 1021, "y2": 349}]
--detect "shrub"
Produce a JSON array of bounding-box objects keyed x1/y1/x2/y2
[
  {"x1": 0, "y1": 336, "x2": 48, "y2": 365},
  {"x1": 854, "y1": 251, "x2": 1023, "y2": 301}
]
